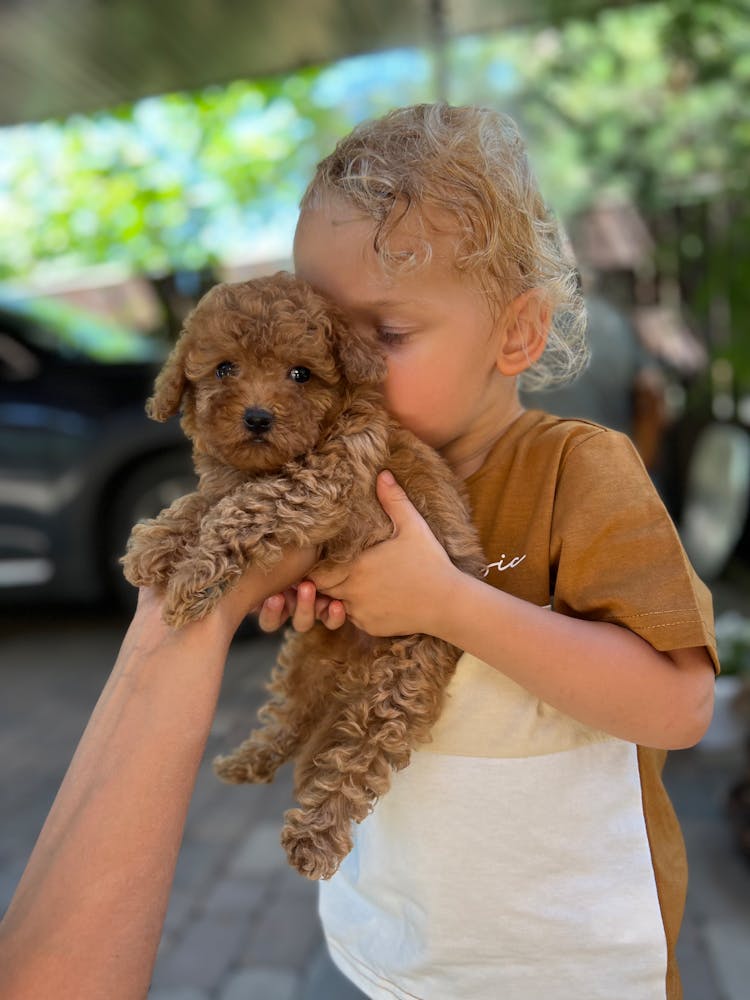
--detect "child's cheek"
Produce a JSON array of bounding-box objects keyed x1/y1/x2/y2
[{"x1": 382, "y1": 381, "x2": 426, "y2": 438}]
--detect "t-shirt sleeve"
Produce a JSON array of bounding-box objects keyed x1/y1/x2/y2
[{"x1": 550, "y1": 427, "x2": 719, "y2": 672}]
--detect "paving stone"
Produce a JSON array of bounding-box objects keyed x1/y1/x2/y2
[
  {"x1": 220, "y1": 967, "x2": 299, "y2": 1000},
  {"x1": 202, "y1": 875, "x2": 268, "y2": 916},
  {"x1": 261, "y1": 772, "x2": 299, "y2": 815},
  {"x1": 676, "y1": 915, "x2": 722, "y2": 1000},
  {"x1": 150, "y1": 911, "x2": 253, "y2": 992},
  {"x1": 230, "y1": 821, "x2": 288, "y2": 877},
  {"x1": 148, "y1": 988, "x2": 209, "y2": 1000},
  {"x1": 298, "y1": 945, "x2": 367, "y2": 1000},
  {"x1": 162, "y1": 887, "x2": 196, "y2": 937},
  {"x1": 185, "y1": 767, "x2": 229, "y2": 820},
  {"x1": 241, "y1": 876, "x2": 321, "y2": 971},
  {"x1": 211, "y1": 706, "x2": 239, "y2": 741},
  {"x1": 680, "y1": 819, "x2": 750, "y2": 924},
  {"x1": 172, "y1": 840, "x2": 227, "y2": 895},
  {"x1": 190, "y1": 783, "x2": 264, "y2": 846},
  {"x1": 275, "y1": 863, "x2": 321, "y2": 901},
  {"x1": 703, "y1": 918, "x2": 750, "y2": 1000},
  {"x1": 0, "y1": 859, "x2": 27, "y2": 916}
]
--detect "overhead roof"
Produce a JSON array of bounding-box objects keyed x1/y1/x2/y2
[{"x1": 1, "y1": 0, "x2": 652, "y2": 125}]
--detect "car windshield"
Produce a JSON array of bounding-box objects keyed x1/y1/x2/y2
[{"x1": 0, "y1": 291, "x2": 168, "y2": 364}]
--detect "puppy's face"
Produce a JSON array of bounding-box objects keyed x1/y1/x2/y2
[{"x1": 149, "y1": 274, "x2": 386, "y2": 473}]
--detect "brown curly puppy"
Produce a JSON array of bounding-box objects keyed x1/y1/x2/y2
[{"x1": 122, "y1": 271, "x2": 485, "y2": 879}]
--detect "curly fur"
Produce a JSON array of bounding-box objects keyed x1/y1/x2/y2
[{"x1": 122, "y1": 271, "x2": 485, "y2": 879}]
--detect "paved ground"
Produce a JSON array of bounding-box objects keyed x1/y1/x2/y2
[{"x1": 1, "y1": 595, "x2": 749, "y2": 1000}]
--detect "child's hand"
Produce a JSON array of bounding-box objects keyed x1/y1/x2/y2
[
  {"x1": 256, "y1": 583, "x2": 347, "y2": 633},
  {"x1": 310, "y1": 471, "x2": 459, "y2": 638}
]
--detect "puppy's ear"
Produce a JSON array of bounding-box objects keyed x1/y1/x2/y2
[
  {"x1": 329, "y1": 310, "x2": 387, "y2": 386},
  {"x1": 146, "y1": 337, "x2": 190, "y2": 421}
]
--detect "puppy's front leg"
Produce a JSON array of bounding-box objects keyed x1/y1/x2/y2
[
  {"x1": 162, "y1": 477, "x2": 350, "y2": 625},
  {"x1": 122, "y1": 491, "x2": 210, "y2": 590}
]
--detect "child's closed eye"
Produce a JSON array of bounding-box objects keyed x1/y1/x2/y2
[{"x1": 376, "y1": 328, "x2": 409, "y2": 347}]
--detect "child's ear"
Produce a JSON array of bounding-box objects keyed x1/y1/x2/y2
[{"x1": 496, "y1": 289, "x2": 551, "y2": 376}]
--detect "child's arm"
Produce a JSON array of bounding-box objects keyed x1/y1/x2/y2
[
  {"x1": 311, "y1": 473, "x2": 715, "y2": 751},
  {"x1": 0, "y1": 546, "x2": 317, "y2": 1000}
]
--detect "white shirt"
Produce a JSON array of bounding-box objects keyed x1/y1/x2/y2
[{"x1": 319, "y1": 652, "x2": 668, "y2": 1000}]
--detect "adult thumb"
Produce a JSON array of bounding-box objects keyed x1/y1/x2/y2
[{"x1": 376, "y1": 470, "x2": 415, "y2": 533}]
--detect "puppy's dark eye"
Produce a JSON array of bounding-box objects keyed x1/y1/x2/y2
[
  {"x1": 215, "y1": 361, "x2": 237, "y2": 379},
  {"x1": 288, "y1": 366, "x2": 311, "y2": 384}
]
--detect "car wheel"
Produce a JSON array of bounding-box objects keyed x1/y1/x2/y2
[
  {"x1": 105, "y1": 450, "x2": 197, "y2": 611},
  {"x1": 679, "y1": 422, "x2": 750, "y2": 581}
]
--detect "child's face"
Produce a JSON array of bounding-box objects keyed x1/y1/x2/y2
[{"x1": 293, "y1": 198, "x2": 522, "y2": 468}]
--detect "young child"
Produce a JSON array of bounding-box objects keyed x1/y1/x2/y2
[{"x1": 259, "y1": 103, "x2": 718, "y2": 1000}]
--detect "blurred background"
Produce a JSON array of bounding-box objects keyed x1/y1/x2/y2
[{"x1": 1, "y1": 1, "x2": 749, "y2": 998}]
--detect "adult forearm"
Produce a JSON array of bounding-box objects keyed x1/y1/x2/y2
[
  {"x1": 431, "y1": 571, "x2": 714, "y2": 750},
  {"x1": 0, "y1": 546, "x2": 318, "y2": 1000},
  {"x1": 0, "y1": 598, "x2": 233, "y2": 1000},
  {"x1": 0, "y1": 541, "x2": 318, "y2": 999}
]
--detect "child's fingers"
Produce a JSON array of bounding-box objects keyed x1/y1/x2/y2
[
  {"x1": 290, "y1": 581, "x2": 317, "y2": 632},
  {"x1": 376, "y1": 469, "x2": 415, "y2": 534},
  {"x1": 257, "y1": 592, "x2": 290, "y2": 632},
  {"x1": 257, "y1": 586, "x2": 347, "y2": 633},
  {"x1": 319, "y1": 597, "x2": 347, "y2": 630}
]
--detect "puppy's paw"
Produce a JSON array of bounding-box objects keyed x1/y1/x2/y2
[
  {"x1": 163, "y1": 570, "x2": 227, "y2": 625},
  {"x1": 121, "y1": 540, "x2": 169, "y2": 589},
  {"x1": 281, "y1": 808, "x2": 351, "y2": 881},
  {"x1": 162, "y1": 590, "x2": 220, "y2": 627},
  {"x1": 121, "y1": 555, "x2": 150, "y2": 589},
  {"x1": 213, "y1": 746, "x2": 280, "y2": 785}
]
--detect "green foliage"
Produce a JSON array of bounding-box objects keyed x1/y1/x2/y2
[
  {"x1": 450, "y1": 0, "x2": 749, "y2": 213},
  {"x1": 716, "y1": 611, "x2": 750, "y2": 676},
  {"x1": 449, "y1": 0, "x2": 750, "y2": 383},
  {"x1": 0, "y1": 57, "x2": 431, "y2": 280}
]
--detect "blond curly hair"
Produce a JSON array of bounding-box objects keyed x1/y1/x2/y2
[{"x1": 301, "y1": 103, "x2": 588, "y2": 390}]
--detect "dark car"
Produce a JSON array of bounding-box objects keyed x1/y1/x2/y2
[{"x1": 0, "y1": 291, "x2": 195, "y2": 607}]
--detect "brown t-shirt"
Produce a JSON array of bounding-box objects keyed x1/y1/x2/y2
[{"x1": 464, "y1": 409, "x2": 717, "y2": 1000}]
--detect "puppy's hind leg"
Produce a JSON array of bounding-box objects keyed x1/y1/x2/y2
[
  {"x1": 214, "y1": 626, "x2": 346, "y2": 785},
  {"x1": 282, "y1": 633, "x2": 460, "y2": 880}
]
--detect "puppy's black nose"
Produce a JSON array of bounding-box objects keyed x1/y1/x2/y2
[{"x1": 243, "y1": 407, "x2": 274, "y2": 434}]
